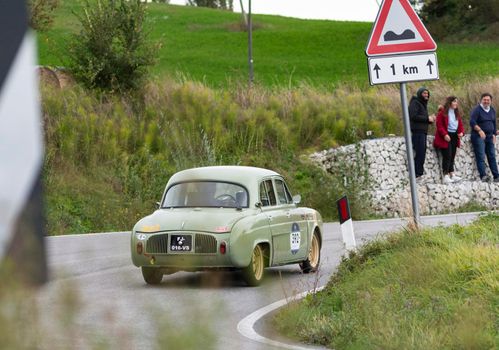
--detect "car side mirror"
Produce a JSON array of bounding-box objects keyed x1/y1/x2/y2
[
  {"x1": 255, "y1": 202, "x2": 262, "y2": 208},
  {"x1": 156, "y1": 201, "x2": 161, "y2": 209},
  {"x1": 292, "y1": 194, "x2": 301, "y2": 204}
]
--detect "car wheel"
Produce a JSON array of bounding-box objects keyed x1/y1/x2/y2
[
  {"x1": 300, "y1": 231, "x2": 321, "y2": 273},
  {"x1": 142, "y1": 266, "x2": 163, "y2": 285},
  {"x1": 242, "y1": 244, "x2": 265, "y2": 286}
]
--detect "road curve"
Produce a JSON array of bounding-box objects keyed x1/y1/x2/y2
[{"x1": 38, "y1": 213, "x2": 479, "y2": 349}]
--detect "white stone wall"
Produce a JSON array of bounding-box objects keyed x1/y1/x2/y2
[{"x1": 310, "y1": 135, "x2": 499, "y2": 217}]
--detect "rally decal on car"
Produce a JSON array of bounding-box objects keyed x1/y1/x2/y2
[
  {"x1": 290, "y1": 223, "x2": 300, "y2": 255},
  {"x1": 140, "y1": 224, "x2": 160, "y2": 232}
]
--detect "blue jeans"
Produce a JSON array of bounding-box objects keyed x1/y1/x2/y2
[{"x1": 471, "y1": 133, "x2": 499, "y2": 178}]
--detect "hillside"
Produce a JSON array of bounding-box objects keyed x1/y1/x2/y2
[
  {"x1": 38, "y1": 3, "x2": 499, "y2": 87},
  {"x1": 37, "y1": 2, "x2": 499, "y2": 235}
]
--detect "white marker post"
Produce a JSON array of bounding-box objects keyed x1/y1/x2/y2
[{"x1": 337, "y1": 196, "x2": 356, "y2": 251}]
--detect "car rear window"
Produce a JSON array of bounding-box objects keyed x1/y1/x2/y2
[{"x1": 162, "y1": 181, "x2": 248, "y2": 208}]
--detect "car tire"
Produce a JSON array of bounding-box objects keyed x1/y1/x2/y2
[
  {"x1": 142, "y1": 266, "x2": 163, "y2": 285},
  {"x1": 300, "y1": 231, "x2": 321, "y2": 273},
  {"x1": 242, "y1": 244, "x2": 265, "y2": 286}
]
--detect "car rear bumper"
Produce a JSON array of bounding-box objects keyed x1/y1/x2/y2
[{"x1": 131, "y1": 231, "x2": 234, "y2": 268}]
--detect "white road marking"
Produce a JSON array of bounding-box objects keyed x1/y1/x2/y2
[{"x1": 237, "y1": 286, "x2": 325, "y2": 350}]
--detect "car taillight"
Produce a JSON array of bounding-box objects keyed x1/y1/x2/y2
[
  {"x1": 137, "y1": 242, "x2": 143, "y2": 255},
  {"x1": 220, "y1": 241, "x2": 227, "y2": 255}
]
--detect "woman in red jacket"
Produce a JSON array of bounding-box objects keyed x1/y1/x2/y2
[{"x1": 433, "y1": 96, "x2": 465, "y2": 184}]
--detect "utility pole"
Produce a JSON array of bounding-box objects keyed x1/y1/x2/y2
[{"x1": 247, "y1": 0, "x2": 253, "y2": 85}]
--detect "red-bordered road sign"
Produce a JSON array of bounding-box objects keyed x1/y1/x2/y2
[{"x1": 366, "y1": 0, "x2": 436, "y2": 57}]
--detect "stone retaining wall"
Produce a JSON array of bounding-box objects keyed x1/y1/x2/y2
[{"x1": 310, "y1": 135, "x2": 499, "y2": 217}]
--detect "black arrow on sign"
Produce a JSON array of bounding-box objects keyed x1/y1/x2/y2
[
  {"x1": 373, "y1": 64, "x2": 381, "y2": 79},
  {"x1": 426, "y1": 59, "x2": 434, "y2": 75}
]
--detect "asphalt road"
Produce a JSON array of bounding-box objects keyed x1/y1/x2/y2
[{"x1": 38, "y1": 213, "x2": 480, "y2": 349}]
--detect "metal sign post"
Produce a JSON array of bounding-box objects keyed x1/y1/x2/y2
[
  {"x1": 400, "y1": 83, "x2": 420, "y2": 226},
  {"x1": 247, "y1": 0, "x2": 253, "y2": 85}
]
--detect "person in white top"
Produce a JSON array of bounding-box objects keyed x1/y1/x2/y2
[{"x1": 433, "y1": 96, "x2": 465, "y2": 184}]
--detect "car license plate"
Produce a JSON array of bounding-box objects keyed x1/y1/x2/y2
[{"x1": 170, "y1": 235, "x2": 192, "y2": 252}]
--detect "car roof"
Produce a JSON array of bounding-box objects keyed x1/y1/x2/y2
[{"x1": 167, "y1": 166, "x2": 281, "y2": 187}]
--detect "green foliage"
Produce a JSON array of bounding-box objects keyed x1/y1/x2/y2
[
  {"x1": 67, "y1": 0, "x2": 157, "y2": 92},
  {"x1": 322, "y1": 142, "x2": 374, "y2": 220},
  {"x1": 42, "y1": 79, "x2": 407, "y2": 234},
  {"x1": 28, "y1": 0, "x2": 59, "y2": 31},
  {"x1": 421, "y1": 0, "x2": 499, "y2": 42},
  {"x1": 275, "y1": 214, "x2": 499, "y2": 349},
  {"x1": 41, "y1": 75, "x2": 499, "y2": 234}
]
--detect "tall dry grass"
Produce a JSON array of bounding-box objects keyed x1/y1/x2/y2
[{"x1": 42, "y1": 77, "x2": 499, "y2": 234}]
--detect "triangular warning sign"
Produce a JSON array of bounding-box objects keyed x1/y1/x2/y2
[{"x1": 366, "y1": 0, "x2": 436, "y2": 56}]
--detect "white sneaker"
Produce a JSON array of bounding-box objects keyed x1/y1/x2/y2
[
  {"x1": 451, "y1": 174, "x2": 462, "y2": 182},
  {"x1": 443, "y1": 175, "x2": 453, "y2": 184}
]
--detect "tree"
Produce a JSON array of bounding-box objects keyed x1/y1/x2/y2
[
  {"x1": 67, "y1": 0, "x2": 158, "y2": 92},
  {"x1": 419, "y1": 0, "x2": 499, "y2": 41},
  {"x1": 187, "y1": 0, "x2": 234, "y2": 10}
]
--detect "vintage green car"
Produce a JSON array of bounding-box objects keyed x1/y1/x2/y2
[{"x1": 131, "y1": 166, "x2": 323, "y2": 286}]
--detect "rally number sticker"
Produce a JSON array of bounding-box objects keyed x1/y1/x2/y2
[{"x1": 290, "y1": 223, "x2": 300, "y2": 255}]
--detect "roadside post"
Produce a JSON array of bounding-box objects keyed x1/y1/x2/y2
[
  {"x1": 0, "y1": 1, "x2": 47, "y2": 285},
  {"x1": 366, "y1": 0, "x2": 438, "y2": 228},
  {"x1": 337, "y1": 196, "x2": 356, "y2": 251},
  {"x1": 247, "y1": 0, "x2": 254, "y2": 85}
]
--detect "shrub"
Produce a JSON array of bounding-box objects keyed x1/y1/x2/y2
[
  {"x1": 67, "y1": 0, "x2": 157, "y2": 92},
  {"x1": 421, "y1": 0, "x2": 499, "y2": 42},
  {"x1": 27, "y1": 0, "x2": 59, "y2": 31}
]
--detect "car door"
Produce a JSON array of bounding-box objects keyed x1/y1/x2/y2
[{"x1": 271, "y1": 178, "x2": 308, "y2": 263}]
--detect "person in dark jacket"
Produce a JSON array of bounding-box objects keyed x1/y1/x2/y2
[
  {"x1": 433, "y1": 96, "x2": 465, "y2": 184},
  {"x1": 470, "y1": 93, "x2": 498, "y2": 182},
  {"x1": 409, "y1": 87, "x2": 435, "y2": 181}
]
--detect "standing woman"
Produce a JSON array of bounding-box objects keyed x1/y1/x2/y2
[{"x1": 433, "y1": 96, "x2": 465, "y2": 184}]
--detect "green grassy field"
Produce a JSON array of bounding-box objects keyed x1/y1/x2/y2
[
  {"x1": 275, "y1": 214, "x2": 499, "y2": 349},
  {"x1": 38, "y1": 3, "x2": 499, "y2": 87}
]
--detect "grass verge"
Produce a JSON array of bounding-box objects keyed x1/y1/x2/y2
[{"x1": 274, "y1": 214, "x2": 499, "y2": 349}]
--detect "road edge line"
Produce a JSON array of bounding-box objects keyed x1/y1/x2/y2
[{"x1": 237, "y1": 286, "x2": 325, "y2": 350}]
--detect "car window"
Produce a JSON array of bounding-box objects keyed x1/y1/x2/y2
[
  {"x1": 275, "y1": 179, "x2": 292, "y2": 205},
  {"x1": 259, "y1": 182, "x2": 269, "y2": 206},
  {"x1": 259, "y1": 179, "x2": 276, "y2": 207},
  {"x1": 163, "y1": 181, "x2": 248, "y2": 208}
]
